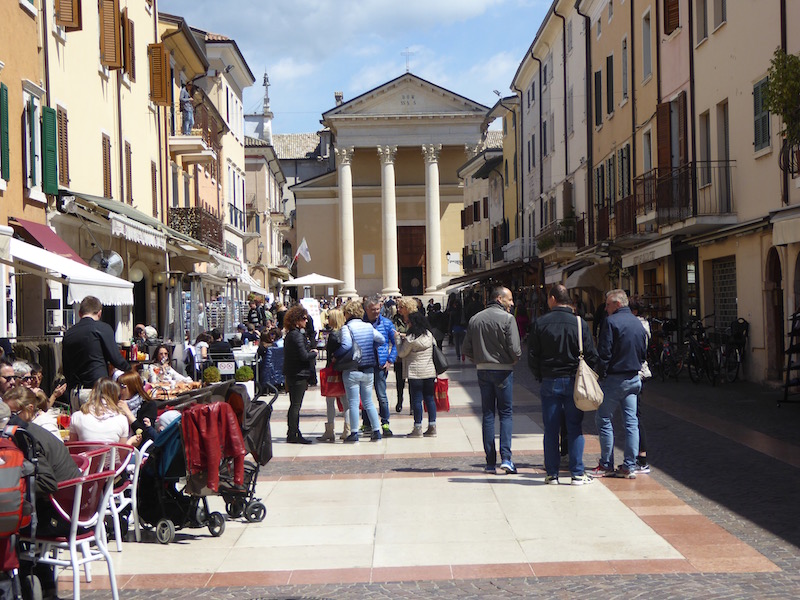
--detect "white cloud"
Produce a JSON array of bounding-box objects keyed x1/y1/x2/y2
[{"x1": 270, "y1": 57, "x2": 317, "y2": 86}]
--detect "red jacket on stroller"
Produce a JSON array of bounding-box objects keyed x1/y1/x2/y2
[{"x1": 182, "y1": 402, "x2": 245, "y2": 492}]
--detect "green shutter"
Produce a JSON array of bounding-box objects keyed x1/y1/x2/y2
[
  {"x1": 0, "y1": 83, "x2": 9, "y2": 181},
  {"x1": 28, "y1": 97, "x2": 36, "y2": 185},
  {"x1": 42, "y1": 106, "x2": 58, "y2": 195}
]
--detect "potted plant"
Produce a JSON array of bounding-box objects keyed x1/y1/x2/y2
[
  {"x1": 235, "y1": 365, "x2": 255, "y2": 398},
  {"x1": 764, "y1": 48, "x2": 800, "y2": 175},
  {"x1": 202, "y1": 365, "x2": 221, "y2": 385}
]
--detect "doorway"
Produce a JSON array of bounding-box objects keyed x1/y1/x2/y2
[
  {"x1": 399, "y1": 226, "x2": 425, "y2": 295},
  {"x1": 765, "y1": 247, "x2": 784, "y2": 380}
]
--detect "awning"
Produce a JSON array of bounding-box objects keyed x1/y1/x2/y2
[
  {"x1": 772, "y1": 206, "x2": 800, "y2": 246},
  {"x1": 110, "y1": 213, "x2": 166, "y2": 250},
  {"x1": 565, "y1": 263, "x2": 609, "y2": 291},
  {"x1": 621, "y1": 237, "x2": 673, "y2": 268},
  {"x1": 0, "y1": 226, "x2": 11, "y2": 261},
  {"x1": 209, "y1": 250, "x2": 242, "y2": 277},
  {"x1": 240, "y1": 270, "x2": 269, "y2": 296},
  {"x1": 10, "y1": 217, "x2": 87, "y2": 264},
  {"x1": 544, "y1": 259, "x2": 586, "y2": 285},
  {"x1": 8, "y1": 238, "x2": 133, "y2": 306}
]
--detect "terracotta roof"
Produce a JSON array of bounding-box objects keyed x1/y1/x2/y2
[
  {"x1": 484, "y1": 131, "x2": 503, "y2": 150},
  {"x1": 245, "y1": 136, "x2": 270, "y2": 147},
  {"x1": 272, "y1": 133, "x2": 321, "y2": 159},
  {"x1": 204, "y1": 32, "x2": 230, "y2": 41}
]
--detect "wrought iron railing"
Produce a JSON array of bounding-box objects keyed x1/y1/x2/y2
[
  {"x1": 614, "y1": 194, "x2": 638, "y2": 237},
  {"x1": 168, "y1": 207, "x2": 223, "y2": 250}
]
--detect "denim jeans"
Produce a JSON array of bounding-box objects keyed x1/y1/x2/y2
[
  {"x1": 408, "y1": 378, "x2": 436, "y2": 425},
  {"x1": 477, "y1": 370, "x2": 514, "y2": 466},
  {"x1": 452, "y1": 329, "x2": 466, "y2": 358},
  {"x1": 540, "y1": 377, "x2": 586, "y2": 477},
  {"x1": 596, "y1": 374, "x2": 641, "y2": 470},
  {"x1": 343, "y1": 369, "x2": 380, "y2": 432},
  {"x1": 182, "y1": 109, "x2": 194, "y2": 135},
  {"x1": 374, "y1": 366, "x2": 390, "y2": 425}
]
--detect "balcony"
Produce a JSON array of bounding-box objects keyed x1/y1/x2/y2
[
  {"x1": 168, "y1": 206, "x2": 223, "y2": 251},
  {"x1": 634, "y1": 162, "x2": 737, "y2": 236},
  {"x1": 536, "y1": 219, "x2": 577, "y2": 261},
  {"x1": 576, "y1": 216, "x2": 587, "y2": 249},
  {"x1": 503, "y1": 237, "x2": 537, "y2": 262},
  {"x1": 463, "y1": 253, "x2": 488, "y2": 272},
  {"x1": 228, "y1": 203, "x2": 246, "y2": 232},
  {"x1": 492, "y1": 244, "x2": 505, "y2": 263},
  {"x1": 596, "y1": 206, "x2": 611, "y2": 242},
  {"x1": 169, "y1": 93, "x2": 224, "y2": 164},
  {"x1": 614, "y1": 195, "x2": 638, "y2": 238}
]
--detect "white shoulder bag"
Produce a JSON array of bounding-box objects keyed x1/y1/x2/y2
[{"x1": 574, "y1": 315, "x2": 604, "y2": 411}]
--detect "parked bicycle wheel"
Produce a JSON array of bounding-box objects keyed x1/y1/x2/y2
[
  {"x1": 724, "y1": 346, "x2": 741, "y2": 383},
  {"x1": 705, "y1": 347, "x2": 719, "y2": 385},
  {"x1": 688, "y1": 349, "x2": 703, "y2": 383}
]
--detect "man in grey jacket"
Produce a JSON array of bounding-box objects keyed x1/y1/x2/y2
[{"x1": 463, "y1": 286, "x2": 522, "y2": 474}]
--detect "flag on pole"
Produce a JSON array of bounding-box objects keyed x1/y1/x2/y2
[{"x1": 295, "y1": 238, "x2": 311, "y2": 262}]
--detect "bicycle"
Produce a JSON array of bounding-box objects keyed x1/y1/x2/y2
[
  {"x1": 684, "y1": 315, "x2": 719, "y2": 385},
  {"x1": 646, "y1": 317, "x2": 665, "y2": 380},
  {"x1": 717, "y1": 318, "x2": 749, "y2": 383},
  {"x1": 657, "y1": 318, "x2": 683, "y2": 381}
]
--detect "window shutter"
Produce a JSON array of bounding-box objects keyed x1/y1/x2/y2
[
  {"x1": 125, "y1": 141, "x2": 132, "y2": 204},
  {"x1": 656, "y1": 101, "x2": 671, "y2": 172},
  {"x1": 123, "y1": 11, "x2": 135, "y2": 81},
  {"x1": 664, "y1": 0, "x2": 680, "y2": 35},
  {"x1": 99, "y1": 0, "x2": 123, "y2": 69},
  {"x1": 594, "y1": 71, "x2": 602, "y2": 125},
  {"x1": 148, "y1": 43, "x2": 170, "y2": 106},
  {"x1": 41, "y1": 106, "x2": 58, "y2": 195},
  {"x1": 102, "y1": 134, "x2": 111, "y2": 198},
  {"x1": 677, "y1": 91, "x2": 687, "y2": 165},
  {"x1": 483, "y1": 197, "x2": 488, "y2": 219},
  {"x1": 460, "y1": 209, "x2": 465, "y2": 229},
  {"x1": 55, "y1": 0, "x2": 82, "y2": 31},
  {"x1": 28, "y1": 97, "x2": 37, "y2": 186},
  {"x1": 0, "y1": 83, "x2": 8, "y2": 182},
  {"x1": 57, "y1": 107, "x2": 69, "y2": 185},
  {"x1": 754, "y1": 79, "x2": 770, "y2": 151},
  {"x1": 606, "y1": 55, "x2": 614, "y2": 113}
]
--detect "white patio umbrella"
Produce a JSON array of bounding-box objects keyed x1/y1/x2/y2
[{"x1": 281, "y1": 273, "x2": 345, "y2": 297}]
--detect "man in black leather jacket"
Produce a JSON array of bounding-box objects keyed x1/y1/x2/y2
[{"x1": 529, "y1": 284, "x2": 599, "y2": 485}]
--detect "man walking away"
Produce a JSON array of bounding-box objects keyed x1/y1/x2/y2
[
  {"x1": 63, "y1": 295, "x2": 130, "y2": 410},
  {"x1": 590, "y1": 289, "x2": 648, "y2": 479},
  {"x1": 463, "y1": 286, "x2": 522, "y2": 474},
  {"x1": 529, "y1": 284, "x2": 599, "y2": 485}
]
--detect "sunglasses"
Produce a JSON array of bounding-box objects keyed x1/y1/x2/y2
[{"x1": 1, "y1": 375, "x2": 18, "y2": 382}]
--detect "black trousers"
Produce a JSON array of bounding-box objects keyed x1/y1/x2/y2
[{"x1": 286, "y1": 377, "x2": 308, "y2": 437}]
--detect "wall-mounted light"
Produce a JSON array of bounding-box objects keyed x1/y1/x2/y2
[
  {"x1": 128, "y1": 267, "x2": 144, "y2": 283},
  {"x1": 154, "y1": 272, "x2": 167, "y2": 284}
]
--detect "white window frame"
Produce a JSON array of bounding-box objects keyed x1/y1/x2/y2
[
  {"x1": 642, "y1": 127, "x2": 653, "y2": 173},
  {"x1": 695, "y1": 0, "x2": 708, "y2": 44},
  {"x1": 642, "y1": 9, "x2": 652, "y2": 81},
  {"x1": 22, "y1": 80, "x2": 46, "y2": 203},
  {"x1": 621, "y1": 36, "x2": 629, "y2": 102}
]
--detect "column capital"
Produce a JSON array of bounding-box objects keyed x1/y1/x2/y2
[
  {"x1": 421, "y1": 143, "x2": 442, "y2": 163},
  {"x1": 377, "y1": 145, "x2": 398, "y2": 164},
  {"x1": 335, "y1": 146, "x2": 354, "y2": 165}
]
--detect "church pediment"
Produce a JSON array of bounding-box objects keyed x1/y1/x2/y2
[{"x1": 323, "y1": 73, "x2": 489, "y2": 122}]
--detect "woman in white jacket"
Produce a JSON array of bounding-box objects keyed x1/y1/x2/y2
[{"x1": 396, "y1": 310, "x2": 438, "y2": 437}]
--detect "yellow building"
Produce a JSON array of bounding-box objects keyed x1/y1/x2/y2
[{"x1": 292, "y1": 73, "x2": 488, "y2": 299}]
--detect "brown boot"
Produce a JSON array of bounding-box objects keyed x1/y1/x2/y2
[
  {"x1": 423, "y1": 424, "x2": 437, "y2": 437},
  {"x1": 340, "y1": 421, "x2": 351, "y2": 441},
  {"x1": 317, "y1": 423, "x2": 335, "y2": 442}
]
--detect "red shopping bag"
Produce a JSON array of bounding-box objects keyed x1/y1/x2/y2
[
  {"x1": 434, "y1": 377, "x2": 450, "y2": 412},
  {"x1": 320, "y1": 366, "x2": 345, "y2": 398}
]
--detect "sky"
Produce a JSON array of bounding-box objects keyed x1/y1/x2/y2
[{"x1": 159, "y1": 0, "x2": 551, "y2": 134}]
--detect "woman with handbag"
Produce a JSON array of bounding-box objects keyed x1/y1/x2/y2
[
  {"x1": 317, "y1": 308, "x2": 349, "y2": 442},
  {"x1": 282, "y1": 305, "x2": 317, "y2": 444},
  {"x1": 396, "y1": 311, "x2": 438, "y2": 437},
  {"x1": 392, "y1": 297, "x2": 417, "y2": 413}
]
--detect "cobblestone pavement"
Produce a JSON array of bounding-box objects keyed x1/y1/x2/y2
[{"x1": 79, "y1": 349, "x2": 800, "y2": 599}]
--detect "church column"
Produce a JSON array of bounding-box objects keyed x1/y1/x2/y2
[
  {"x1": 378, "y1": 145, "x2": 400, "y2": 296},
  {"x1": 422, "y1": 144, "x2": 442, "y2": 293},
  {"x1": 336, "y1": 146, "x2": 357, "y2": 297}
]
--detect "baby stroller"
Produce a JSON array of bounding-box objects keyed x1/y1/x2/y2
[
  {"x1": 219, "y1": 383, "x2": 279, "y2": 522},
  {"x1": 137, "y1": 383, "x2": 243, "y2": 545}
]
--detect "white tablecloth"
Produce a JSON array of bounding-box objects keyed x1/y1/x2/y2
[{"x1": 232, "y1": 347, "x2": 258, "y2": 367}]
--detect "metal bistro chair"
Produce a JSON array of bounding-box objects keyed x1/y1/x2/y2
[{"x1": 25, "y1": 447, "x2": 120, "y2": 600}]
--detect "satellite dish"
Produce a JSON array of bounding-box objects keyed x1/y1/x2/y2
[{"x1": 89, "y1": 250, "x2": 124, "y2": 277}]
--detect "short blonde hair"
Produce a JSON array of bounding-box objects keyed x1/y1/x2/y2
[
  {"x1": 342, "y1": 300, "x2": 364, "y2": 319},
  {"x1": 327, "y1": 308, "x2": 345, "y2": 330},
  {"x1": 395, "y1": 297, "x2": 419, "y2": 314}
]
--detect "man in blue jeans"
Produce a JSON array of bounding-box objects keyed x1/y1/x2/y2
[
  {"x1": 590, "y1": 289, "x2": 648, "y2": 479},
  {"x1": 529, "y1": 284, "x2": 599, "y2": 485},
  {"x1": 364, "y1": 295, "x2": 397, "y2": 436},
  {"x1": 463, "y1": 286, "x2": 522, "y2": 474}
]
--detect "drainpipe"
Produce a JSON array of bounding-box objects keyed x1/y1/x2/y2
[
  {"x1": 153, "y1": 0, "x2": 167, "y2": 223},
  {"x1": 575, "y1": 0, "x2": 594, "y2": 243},
  {"x1": 780, "y1": 0, "x2": 789, "y2": 205},
  {"x1": 41, "y1": 0, "x2": 52, "y2": 108},
  {"x1": 531, "y1": 51, "x2": 544, "y2": 232},
  {"x1": 512, "y1": 83, "x2": 524, "y2": 242},
  {"x1": 630, "y1": 0, "x2": 637, "y2": 180},
  {"x1": 688, "y1": 0, "x2": 698, "y2": 213},
  {"x1": 553, "y1": 4, "x2": 569, "y2": 180},
  {"x1": 117, "y1": 71, "x2": 125, "y2": 202}
]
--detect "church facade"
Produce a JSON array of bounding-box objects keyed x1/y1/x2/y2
[{"x1": 292, "y1": 73, "x2": 490, "y2": 298}]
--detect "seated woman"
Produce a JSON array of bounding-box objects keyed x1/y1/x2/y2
[
  {"x1": 149, "y1": 345, "x2": 192, "y2": 385},
  {"x1": 69, "y1": 378, "x2": 141, "y2": 446},
  {"x1": 31, "y1": 389, "x2": 61, "y2": 439},
  {"x1": 118, "y1": 370, "x2": 158, "y2": 443}
]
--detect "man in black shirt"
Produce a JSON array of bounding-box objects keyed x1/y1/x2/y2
[
  {"x1": 63, "y1": 296, "x2": 130, "y2": 409},
  {"x1": 207, "y1": 328, "x2": 234, "y2": 359}
]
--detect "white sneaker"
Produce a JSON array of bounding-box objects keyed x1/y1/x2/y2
[{"x1": 571, "y1": 474, "x2": 595, "y2": 486}]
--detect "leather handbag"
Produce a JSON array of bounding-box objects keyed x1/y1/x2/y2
[
  {"x1": 432, "y1": 341, "x2": 449, "y2": 375},
  {"x1": 574, "y1": 315, "x2": 604, "y2": 411},
  {"x1": 333, "y1": 325, "x2": 362, "y2": 372},
  {"x1": 320, "y1": 366, "x2": 345, "y2": 397}
]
